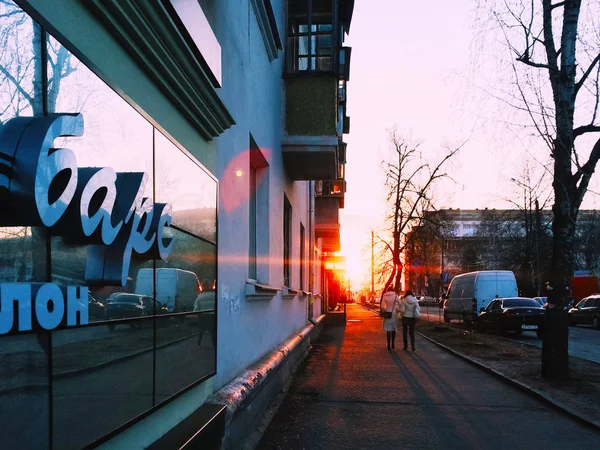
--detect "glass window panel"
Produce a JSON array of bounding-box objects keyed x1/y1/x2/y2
[
  {"x1": 0, "y1": 333, "x2": 50, "y2": 450},
  {"x1": 0, "y1": 227, "x2": 48, "y2": 283},
  {"x1": 50, "y1": 235, "x2": 154, "y2": 314},
  {"x1": 152, "y1": 229, "x2": 216, "y2": 313},
  {"x1": 47, "y1": 35, "x2": 153, "y2": 195},
  {"x1": 0, "y1": 1, "x2": 43, "y2": 120},
  {"x1": 316, "y1": 35, "x2": 332, "y2": 55},
  {"x1": 155, "y1": 130, "x2": 217, "y2": 242},
  {"x1": 46, "y1": 36, "x2": 155, "y2": 302},
  {"x1": 51, "y1": 319, "x2": 154, "y2": 449},
  {"x1": 154, "y1": 312, "x2": 215, "y2": 403},
  {"x1": 298, "y1": 35, "x2": 309, "y2": 56}
]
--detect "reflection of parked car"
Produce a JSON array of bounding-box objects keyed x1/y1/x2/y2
[
  {"x1": 106, "y1": 293, "x2": 169, "y2": 328},
  {"x1": 135, "y1": 268, "x2": 201, "y2": 312},
  {"x1": 478, "y1": 297, "x2": 544, "y2": 338},
  {"x1": 569, "y1": 295, "x2": 600, "y2": 329},
  {"x1": 87, "y1": 293, "x2": 106, "y2": 322}
]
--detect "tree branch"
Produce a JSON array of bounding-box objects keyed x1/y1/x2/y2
[
  {"x1": 516, "y1": 56, "x2": 550, "y2": 70},
  {"x1": 573, "y1": 125, "x2": 600, "y2": 139},
  {"x1": 573, "y1": 137, "x2": 600, "y2": 208},
  {"x1": 0, "y1": 64, "x2": 33, "y2": 105},
  {"x1": 575, "y1": 52, "x2": 600, "y2": 97}
]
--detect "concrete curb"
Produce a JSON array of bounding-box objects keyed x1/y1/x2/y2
[
  {"x1": 417, "y1": 331, "x2": 600, "y2": 431},
  {"x1": 0, "y1": 332, "x2": 198, "y2": 396}
]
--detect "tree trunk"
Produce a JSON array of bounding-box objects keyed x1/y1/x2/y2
[{"x1": 543, "y1": 134, "x2": 576, "y2": 380}]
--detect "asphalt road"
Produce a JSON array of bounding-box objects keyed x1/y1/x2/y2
[{"x1": 257, "y1": 304, "x2": 600, "y2": 449}]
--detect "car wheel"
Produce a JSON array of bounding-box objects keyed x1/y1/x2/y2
[
  {"x1": 443, "y1": 311, "x2": 450, "y2": 323},
  {"x1": 593, "y1": 316, "x2": 600, "y2": 330}
]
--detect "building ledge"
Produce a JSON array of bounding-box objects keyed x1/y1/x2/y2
[
  {"x1": 84, "y1": 0, "x2": 234, "y2": 140},
  {"x1": 282, "y1": 287, "x2": 302, "y2": 300},
  {"x1": 245, "y1": 279, "x2": 281, "y2": 301},
  {"x1": 206, "y1": 316, "x2": 325, "y2": 431}
]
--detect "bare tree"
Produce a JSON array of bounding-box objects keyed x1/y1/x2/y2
[
  {"x1": 379, "y1": 130, "x2": 461, "y2": 295},
  {"x1": 476, "y1": 0, "x2": 600, "y2": 379},
  {"x1": 0, "y1": 0, "x2": 78, "y2": 281}
]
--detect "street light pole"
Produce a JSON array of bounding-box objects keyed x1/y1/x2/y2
[{"x1": 371, "y1": 230, "x2": 375, "y2": 298}]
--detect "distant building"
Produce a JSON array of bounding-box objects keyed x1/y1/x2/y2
[{"x1": 403, "y1": 208, "x2": 600, "y2": 298}]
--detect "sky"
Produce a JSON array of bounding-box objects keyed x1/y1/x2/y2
[{"x1": 339, "y1": 0, "x2": 600, "y2": 290}]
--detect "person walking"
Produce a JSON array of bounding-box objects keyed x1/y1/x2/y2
[
  {"x1": 400, "y1": 290, "x2": 420, "y2": 351},
  {"x1": 380, "y1": 288, "x2": 401, "y2": 350},
  {"x1": 193, "y1": 280, "x2": 217, "y2": 348}
]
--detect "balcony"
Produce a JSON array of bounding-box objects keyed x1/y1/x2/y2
[
  {"x1": 282, "y1": 0, "x2": 353, "y2": 181},
  {"x1": 315, "y1": 196, "x2": 340, "y2": 252},
  {"x1": 316, "y1": 179, "x2": 346, "y2": 208}
]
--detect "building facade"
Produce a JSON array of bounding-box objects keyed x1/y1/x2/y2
[{"x1": 0, "y1": 0, "x2": 353, "y2": 448}]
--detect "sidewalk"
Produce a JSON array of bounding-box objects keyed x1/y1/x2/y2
[{"x1": 255, "y1": 304, "x2": 600, "y2": 449}]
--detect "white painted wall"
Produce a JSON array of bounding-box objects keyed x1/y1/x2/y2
[{"x1": 203, "y1": 0, "x2": 316, "y2": 387}]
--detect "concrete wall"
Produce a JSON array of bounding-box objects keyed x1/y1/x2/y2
[{"x1": 204, "y1": 0, "x2": 314, "y2": 388}]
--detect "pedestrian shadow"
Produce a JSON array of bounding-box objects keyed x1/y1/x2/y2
[{"x1": 390, "y1": 349, "x2": 498, "y2": 448}]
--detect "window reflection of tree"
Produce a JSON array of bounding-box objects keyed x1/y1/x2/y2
[{"x1": 0, "y1": 1, "x2": 78, "y2": 282}]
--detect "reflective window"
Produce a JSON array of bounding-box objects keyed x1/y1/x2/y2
[
  {"x1": 0, "y1": 333, "x2": 50, "y2": 450},
  {"x1": 51, "y1": 320, "x2": 154, "y2": 450},
  {"x1": 155, "y1": 130, "x2": 216, "y2": 242},
  {"x1": 154, "y1": 312, "x2": 216, "y2": 403},
  {"x1": 0, "y1": 3, "x2": 219, "y2": 448},
  {"x1": 152, "y1": 229, "x2": 216, "y2": 313}
]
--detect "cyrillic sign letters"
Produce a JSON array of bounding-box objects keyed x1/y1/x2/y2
[{"x1": 0, "y1": 113, "x2": 175, "y2": 333}]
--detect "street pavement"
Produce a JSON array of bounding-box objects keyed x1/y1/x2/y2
[{"x1": 256, "y1": 304, "x2": 600, "y2": 449}]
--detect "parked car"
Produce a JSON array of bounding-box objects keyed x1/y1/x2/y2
[
  {"x1": 477, "y1": 297, "x2": 545, "y2": 337},
  {"x1": 568, "y1": 295, "x2": 600, "y2": 329},
  {"x1": 418, "y1": 296, "x2": 438, "y2": 307},
  {"x1": 532, "y1": 296, "x2": 547, "y2": 308},
  {"x1": 105, "y1": 293, "x2": 169, "y2": 329},
  {"x1": 443, "y1": 270, "x2": 519, "y2": 324}
]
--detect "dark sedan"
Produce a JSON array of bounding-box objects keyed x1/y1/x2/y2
[
  {"x1": 478, "y1": 297, "x2": 545, "y2": 338},
  {"x1": 106, "y1": 293, "x2": 169, "y2": 329},
  {"x1": 569, "y1": 295, "x2": 600, "y2": 329}
]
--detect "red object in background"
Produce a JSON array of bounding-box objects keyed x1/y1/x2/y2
[{"x1": 571, "y1": 276, "x2": 599, "y2": 302}]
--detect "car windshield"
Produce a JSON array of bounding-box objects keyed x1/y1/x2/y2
[
  {"x1": 502, "y1": 299, "x2": 541, "y2": 308},
  {"x1": 112, "y1": 295, "x2": 141, "y2": 304}
]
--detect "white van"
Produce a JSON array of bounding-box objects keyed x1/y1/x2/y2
[
  {"x1": 135, "y1": 268, "x2": 201, "y2": 312},
  {"x1": 443, "y1": 270, "x2": 518, "y2": 324}
]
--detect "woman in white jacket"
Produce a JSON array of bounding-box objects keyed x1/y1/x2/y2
[
  {"x1": 381, "y1": 288, "x2": 401, "y2": 350},
  {"x1": 400, "y1": 290, "x2": 420, "y2": 351}
]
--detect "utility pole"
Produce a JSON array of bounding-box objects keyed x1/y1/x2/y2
[
  {"x1": 371, "y1": 230, "x2": 375, "y2": 298},
  {"x1": 535, "y1": 199, "x2": 542, "y2": 296}
]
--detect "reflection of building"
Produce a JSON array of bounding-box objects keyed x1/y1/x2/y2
[{"x1": 0, "y1": 1, "x2": 354, "y2": 449}]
